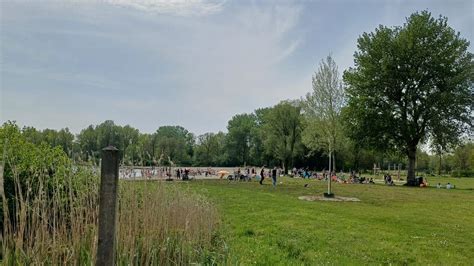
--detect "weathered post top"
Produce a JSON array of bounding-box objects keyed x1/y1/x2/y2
[{"x1": 103, "y1": 146, "x2": 119, "y2": 152}]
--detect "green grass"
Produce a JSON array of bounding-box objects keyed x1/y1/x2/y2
[{"x1": 174, "y1": 177, "x2": 474, "y2": 265}]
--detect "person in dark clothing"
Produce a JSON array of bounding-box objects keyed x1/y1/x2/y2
[
  {"x1": 259, "y1": 167, "x2": 265, "y2": 185},
  {"x1": 184, "y1": 168, "x2": 190, "y2": 180},
  {"x1": 272, "y1": 167, "x2": 277, "y2": 187}
]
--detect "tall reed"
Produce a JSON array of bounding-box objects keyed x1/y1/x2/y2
[{"x1": 2, "y1": 167, "x2": 226, "y2": 265}]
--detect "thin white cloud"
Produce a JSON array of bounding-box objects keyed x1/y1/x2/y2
[
  {"x1": 104, "y1": 0, "x2": 226, "y2": 16},
  {"x1": 275, "y1": 39, "x2": 300, "y2": 63}
]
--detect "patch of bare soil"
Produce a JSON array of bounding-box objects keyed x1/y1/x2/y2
[{"x1": 298, "y1": 195, "x2": 361, "y2": 202}]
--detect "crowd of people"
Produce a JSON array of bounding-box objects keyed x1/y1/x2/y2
[
  {"x1": 226, "y1": 167, "x2": 381, "y2": 187},
  {"x1": 119, "y1": 167, "x2": 217, "y2": 180},
  {"x1": 119, "y1": 166, "x2": 457, "y2": 189},
  {"x1": 228, "y1": 167, "x2": 281, "y2": 187}
]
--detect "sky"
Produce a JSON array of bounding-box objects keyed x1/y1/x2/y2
[{"x1": 1, "y1": 0, "x2": 473, "y2": 135}]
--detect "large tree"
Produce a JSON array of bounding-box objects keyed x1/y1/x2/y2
[
  {"x1": 226, "y1": 114, "x2": 257, "y2": 166},
  {"x1": 262, "y1": 101, "x2": 304, "y2": 173},
  {"x1": 154, "y1": 126, "x2": 194, "y2": 166},
  {"x1": 344, "y1": 11, "x2": 473, "y2": 185},
  {"x1": 77, "y1": 125, "x2": 99, "y2": 162},
  {"x1": 121, "y1": 125, "x2": 140, "y2": 165},
  {"x1": 194, "y1": 132, "x2": 226, "y2": 166}
]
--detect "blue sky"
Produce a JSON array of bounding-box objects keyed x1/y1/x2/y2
[{"x1": 1, "y1": 0, "x2": 473, "y2": 135}]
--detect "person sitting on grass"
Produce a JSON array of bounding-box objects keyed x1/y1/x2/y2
[
  {"x1": 437, "y1": 183, "x2": 442, "y2": 188},
  {"x1": 446, "y1": 183, "x2": 452, "y2": 189},
  {"x1": 419, "y1": 178, "x2": 428, "y2": 188},
  {"x1": 369, "y1": 178, "x2": 375, "y2": 184}
]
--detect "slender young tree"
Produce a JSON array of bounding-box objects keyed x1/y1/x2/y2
[{"x1": 303, "y1": 55, "x2": 345, "y2": 195}]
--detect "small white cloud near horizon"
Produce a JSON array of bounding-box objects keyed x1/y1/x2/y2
[{"x1": 104, "y1": 0, "x2": 226, "y2": 16}]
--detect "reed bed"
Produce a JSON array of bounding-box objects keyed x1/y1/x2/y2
[{"x1": 2, "y1": 167, "x2": 226, "y2": 265}]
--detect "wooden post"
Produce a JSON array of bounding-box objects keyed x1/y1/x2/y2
[{"x1": 96, "y1": 146, "x2": 119, "y2": 266}]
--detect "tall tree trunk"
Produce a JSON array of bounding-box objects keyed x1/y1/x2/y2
[
  {"x1": 328, "y1": 151, "x2": 332, "y2": 174},
  {"x1": 328, "y1": 151, "x2": 332, "y2": 194},
  {"x1": 353, "y1": 145, "x2": 360, "y2": 172},
  {"x1": 407, "y1": 146, "x2": 417, "y2": 185},
  {"x1": 332, "y1": 152, "x2": 336, "y2": 172}
]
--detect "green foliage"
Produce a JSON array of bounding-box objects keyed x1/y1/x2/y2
[
  {"x1": 453, "y1": 142, "x2": 474, "y2": 171},
  {"x1": 260, "y1": 101, "x2": 305, "y2": 171},
  {"x1": 451, "y1": 170, "x2": 474, "y2": 177},
  {"x1": 21, "y1": 125, "x2": 74, "y2": 155},
  {"x1": 193, "y1": 132, "x2": 227, "y2": 166},
  {"x1": 0, "y1": 121, "x2": 74, "y2": 234},
  {"x1": 154, "y1": 126, "x2": 194, "y2": 166},
  {"x1": 344, "y1": 11, "x2": 473, "y2": 182},
  {"x1": 1, "y1": 122, "x2": 227, "y2": 264},
  {"x1": 226, "y1": 113, "x2": 257, "y2": 166},
  {"x1": 303, "y1": 55, "x2": 346, "y2": 171}
]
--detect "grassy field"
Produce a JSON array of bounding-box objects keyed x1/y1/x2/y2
[{"x1": 173, "y1": 176, "x2": 474, "y2": 265}]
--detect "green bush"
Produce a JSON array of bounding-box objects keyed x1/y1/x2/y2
[{"x1": 451, "y1": 170, "x2": 474, "y2": 177}]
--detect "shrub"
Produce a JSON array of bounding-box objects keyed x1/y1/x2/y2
[{"x1": 451, "y1": 170, "x2": 474, "y2": 178}]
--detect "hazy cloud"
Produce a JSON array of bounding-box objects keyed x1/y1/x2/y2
[{"x1": 104, "y1": 0, "x2": 226, "y2": 16}]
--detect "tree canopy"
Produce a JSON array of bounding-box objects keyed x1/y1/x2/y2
[
  {"x1": 343, "y1": 11, "x2": 473, "y2": 184},
  {"x1": 303, "y1": 55, "x2": 346, "y2": 172},
  {"x1": 226, "y1": 114, "x2": 257, "y2": 166},
  {"x1": 261, "y1": 101, "x2": 304, "y2": 173}
]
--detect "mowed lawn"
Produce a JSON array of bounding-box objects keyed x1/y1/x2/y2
[{"x1": 176, "y1": 177, "x2": 474, "y2": 265}]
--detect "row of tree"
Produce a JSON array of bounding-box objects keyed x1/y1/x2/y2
[{"x1": 5, "y1": 108, "x2": 473, "y2": 177}]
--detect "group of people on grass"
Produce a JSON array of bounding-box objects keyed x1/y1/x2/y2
[
  {"x1": 436, "y1": 182, "x2": 455, "y2": 189},
  {"x1": 229, "y1": 167, "x2": 460, "y2": 190},
  {"x1": 417, "y1": 177, "x2": 455, "y2": 189},
  {"x1": 120, "y1": 166, "x2": 458, "y2": 190},
  {"x1": 119, "y1": 167, "x2": 168, "y2": 179},
  {"x1": 119, "y1": 167, "x2": 220, "y2": 180},
  {"x1": 230, "y1": 167, "x2": 380, "y2": 187},
  {"x1": 230, "y1": 167, "x2": 281, "y2": 186}
]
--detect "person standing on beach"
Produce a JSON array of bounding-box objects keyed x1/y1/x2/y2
[{"x1": 272, "y1": 167, "x2": 277, "y2": 187}]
